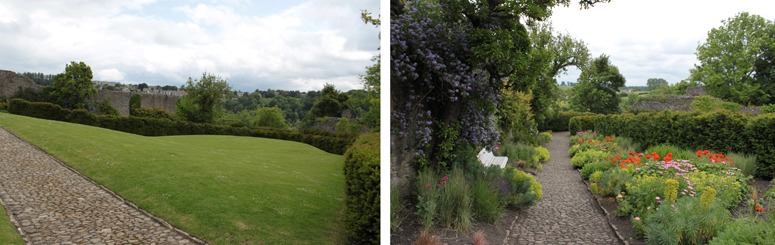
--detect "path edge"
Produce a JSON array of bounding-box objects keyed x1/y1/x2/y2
[
  {"x1": 0, "y1": 127, "x2": 208, "y2": 245},
  {"x1": 579, "y1": 169, "x2": 629, "y2": 245}
]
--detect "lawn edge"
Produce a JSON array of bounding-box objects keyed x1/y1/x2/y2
[{"x1": 0, "y1": 126, "x2": 209, "y2": 245}]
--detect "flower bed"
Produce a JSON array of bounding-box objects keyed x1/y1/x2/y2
[{"x1": 570, "y1": 131, "x2": 775, "y2": 244}]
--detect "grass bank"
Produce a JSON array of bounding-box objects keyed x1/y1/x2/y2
[{"x1": 0, "y1": 112, "x2": 345, "y2": 244}]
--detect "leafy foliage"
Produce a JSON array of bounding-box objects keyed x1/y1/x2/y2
[
  {"x1": 177, "y1": 72, "x2": 231, "y2": 123},
  {"x1": 343, "y1": 133, "x2": 379, "y2": 244},
  {"x1": 690, "y1": 12, "x2": 775, "y2": 105},
  {"x1": 570, "y1": 55, "x2": 626, "y2": 114},
  {"x1": 49, "y1": 61, "x2": 97, "y2": 109}
]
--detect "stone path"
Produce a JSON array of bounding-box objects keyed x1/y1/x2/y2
[
  {"x1": 0, "y1": 128, "x2": 201, "y2": 245},
  {"x1": 506, "y1": 132, "x2": 620, "y2": 244}
]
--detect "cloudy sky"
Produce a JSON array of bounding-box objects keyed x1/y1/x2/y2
[
  {"x1": 0, "y1": 0, "x2": 379, "y2": 92},
  {"x1": 550, "y1": 0, "x2": 775, "y2": 87}
]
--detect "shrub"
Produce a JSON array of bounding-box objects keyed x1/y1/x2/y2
[
  {"x1": 596, "y1": 168, "x2": 631, "y2": 196},
  {"x1": 0, "y1": 99, "x2": 9, "y2": 112},
  {"x1": 761, "y1": 104, "x2": 775, "y2": 114},
  {"x1": 335, "y1": 117, "x2": 365, "y2": 136},
  {"x1": 534, "y1": 146, "x2": 550, "y2": 162},
  {"x1": 343, "y1": 133, "x2": 379, "y2": 244},
  {"x1": 132, "y1": 107, "x2": 176, "y2": 121},
  {"x1": 571, "y1": 150, "x2": 609, "y2": 168},
  {"x1": 437, "y1": 167, "x2": 473, "y2": 231},
  {"x1": 643, "y1": 195, "x2": 730, "y2": 245},
  {"x1": 709, "y1": 218, "x2": 775, "y2": 245},
  {"x1": 581, "y1": 161, "x2": 610, "y2": 180},
  {"x1": 535, "y1": 131, "x2": 553, "y2": 145},
  {"x1": 569, "y1": 115, "x2": 600, "y2": 135},
  {"x1": 540, "y1": 111, "x2": 597, "y2": 132},
  {"x1": 7, "y1": 99, "x2": 354, "y2": 154},
  {"x1": 502, "y1": 142, "x2": 540, "y2": 168},
  {"x1": 129, "y1": 94, "x2": 141, "y2": 115},
  {"x1": 95, "y1": 100, "x2": 119, "y2": 115},
  {"x1": 502, "y1": 167, "x2": 542, "y2": 209}
]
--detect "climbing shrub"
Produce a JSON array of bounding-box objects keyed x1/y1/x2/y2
[{"x1": 343, "y1": 133, "x2": 379, "y2": 244}]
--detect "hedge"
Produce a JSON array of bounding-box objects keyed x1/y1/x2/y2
[
  {"x1": 540, "y1": 111, "x2": 597, "y2": 132},
  {"x1": 8, "y1": 99, "x2": 354, "y2": 154},
  {"x1": 581, "y1": 110, "x2": 775, "y2": 178},
  {"x1": 343, "y1": 133, "x2": 380, "y2": 244}
]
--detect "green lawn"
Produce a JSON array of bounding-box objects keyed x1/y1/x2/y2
[
  {"x1": 0, "y1": 113, "x2": 345, "y2": 244},
  {"x1": 0, "y1": 204, "x2": 24, "y2": 245}
]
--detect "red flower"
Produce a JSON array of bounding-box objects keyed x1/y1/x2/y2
[
  {"x1": 578, "y1": 138, "x2": 583, "y2": 143},
  {"x1": 696, "y1": 150, "x2": 703, "y2": 157},
  {"x1": 755, "y1": 205, "x2": 765, "y2": 213}
]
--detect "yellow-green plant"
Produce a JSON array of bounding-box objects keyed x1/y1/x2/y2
[
  {"x1": 664, "y1": 179, "x2": 678, "y2": 204},
  {"x1": 700, "y1": 186, "x2": 718, "y2": 210},
  {"x1": 535, "y1": 146, "x2": 550, "y2": 162}
]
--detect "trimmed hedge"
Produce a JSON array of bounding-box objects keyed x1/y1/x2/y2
[
  {"x1": 584, "y1": 110, "x2": 775, "y2": 178},
  {"x1": 8, "y1": 99, "x2": 354, "y2": 154},
  {"x1": 343, "y1": 133, "x2": 379, "y2": 244},
  {"x1": 540, "y1": 111, "x2": 597, "y2": 132}
]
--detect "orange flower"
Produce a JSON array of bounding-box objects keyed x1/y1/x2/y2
[
  {"x1": 664, "y1": 152, "x2": 673, "y2": 162},
  {"x1": 730, "y1": 161, "x2": 734, "y2": 165},
  {"x1": 578, "y1": 138, "x2": 583, "y2": 143},
  {"x1": 696, "y1": 150, "x2": 703, "y2": 157}
]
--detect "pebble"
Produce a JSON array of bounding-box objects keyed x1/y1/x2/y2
[
  {"x1": 506, "y1": 132, "x2": 621, "y2": 244},
  {"x1": 0, "y1": 128, "x2": 200, "y2": 244}
]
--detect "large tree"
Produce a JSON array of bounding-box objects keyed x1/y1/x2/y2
[
  {"x1": 175, "y1": 72, "x2": 230, "y2": 123},
  {"x1": 525, "y1": 21, "x2": 591, "y2": 126},
  {"x1": 646, "y1": 78, "x2": 668, "y2": 91},
  {"x1": 49, "y1": 61, "x2": 97, "y2": 109},
  {"x1": 570, "y1": 54, "x2": 625, "y2": 114},
  {"x1": 689, "y1": 12, "x2": 775, "y2": 105}
]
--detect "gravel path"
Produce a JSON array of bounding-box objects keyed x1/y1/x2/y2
[
  {"x1": 506, "y1": 132, "x2": 620, "y2": 244},
  {"x1": 0, "y1": 128, "x2": 201, "y2": 245}
]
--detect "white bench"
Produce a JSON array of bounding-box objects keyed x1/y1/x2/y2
[{"x1": 477, "y1": 148, "x2": 508, "y2": 168}]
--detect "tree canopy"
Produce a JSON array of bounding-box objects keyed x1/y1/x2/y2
[
  {"x1": 175, "y1": 72, "x2": 230, "y2": 123},
  {"x1": 647, "y1": 78, "x2": 668, "y2": 91},
  {"x1": 49, "y1": 61, "x2": 97, "y2": 109},
  {"x1": 690, "y1": 12, "x2": 775, "y2": 105},
  {"x1": 570, "y1": 54, "x2": 625, "y2": 114}
]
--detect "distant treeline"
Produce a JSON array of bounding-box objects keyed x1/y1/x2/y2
[{"x1": 18, "y1": 72, "x2": 55, "y2": 86}]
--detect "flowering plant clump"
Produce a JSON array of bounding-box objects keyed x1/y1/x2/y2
[{"x1": 570, "y1": 131, "x2": 756, "y2": 242}]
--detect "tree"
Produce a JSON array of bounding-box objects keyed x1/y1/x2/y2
[
  {"x1": 570, "y1": 54, "x2": 625, "y2": 114},
  {"x1": 308, "y1": 84, "x2": 349, "y2": 118},
  {"x1": 49, "y1": 61, "x2": 97, "y2": 109},
  {"x1": 254, "y1": 107, "x2": 289, "y2": 129},
  {"x1": 524, "y1": 21, "x2": 591, "y2": 126},
  {"x1": 129, "y1": 94, "x2": 141, "y2": 115},
  {"x1": 754, "y1": 37, "x2": 775, "y2": 104},
  {"x1": 138, "y1": 83, "x2": 149, "y2": 91},
  {"x1": 175, "y1": 72, "x2": 230, "y2": 123},
  {"x1": 689, "y1": 12, "x2": 775, "y2": 105},
  {"x1": 646, "y1": 78, "x2": 668, "y2": 91}
]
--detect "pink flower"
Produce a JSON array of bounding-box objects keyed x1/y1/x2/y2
[
  {"x1": 617, "y1": 194, "x2": 623, "y2": 199},
  {"x1": 656, "y1": 196, "x2": 662, "y2": 203},
  {"x1": 634, "y1": 217, "x2": 640, "y2": 221}
]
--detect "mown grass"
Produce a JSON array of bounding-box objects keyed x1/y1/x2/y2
[
  {"x1": 0, "y1": 112, "x2": 345, "y2": 244},
  {"x1": 0, "y1": 204, "x2": 24, "y2": 245}
]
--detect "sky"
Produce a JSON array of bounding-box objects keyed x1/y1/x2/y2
[
  {"x1": 0, "y1": 0, "x2": 380, "y2": 92},
  {"x1": 550, "y1": 0, "x2": 775, "y2": 87}
]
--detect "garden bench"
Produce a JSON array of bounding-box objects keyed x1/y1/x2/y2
[{"x1": 477, "y1": 148, "x2": 508, "y2": 168}]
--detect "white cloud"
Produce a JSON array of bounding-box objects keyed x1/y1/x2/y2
[
  {"x1": 551, "y1": 0, "x2": 775, "y2": 86},
  {"x1": 95, "y1": 68, "x2": 125, "y2": 81},
  {"x1": 0, "y1": 0, "x2": 379, "y2": 91}
]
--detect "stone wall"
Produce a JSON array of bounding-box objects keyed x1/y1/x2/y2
[
  {"x1": 631, "y1": 95, "x2": 694, "y2": 111},
  {"x1": 92, "y1": 91, "x2": 179, "y2": 116},
  {"x1": 0, "y1": 70, "x2": 41, "y2": 99}
]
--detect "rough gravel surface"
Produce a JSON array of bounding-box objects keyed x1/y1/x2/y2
[
  {"x1": 506, "y1": 132, "x2": 621, "y2": 244},
  {"x1": 0, "y1": 128, "x2": 201, "y2": 245}
]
